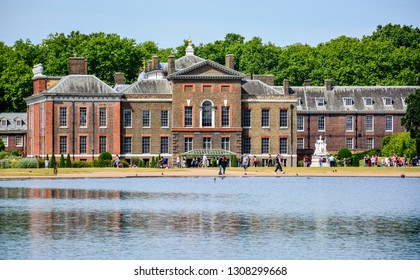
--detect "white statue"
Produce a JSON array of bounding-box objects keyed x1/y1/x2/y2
[{"x1": 314, "y1": 135, "x2": 327, "y2": 155}]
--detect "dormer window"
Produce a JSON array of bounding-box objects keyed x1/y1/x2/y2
[
  {"x1": 401, "y1": 97, "x2": 407, "y2": 106},
  {"x1": 383, "y1": 97, "x2": 393, "y2": 106},
  {"x1": 297, "y1": 98, "x2": 303, "y2": 107},
  {"x1": 16, "y1": 119, "x2": 22, "y2": 127},
  {"x1": 0, "y1": 119, "x2": 7, "y2": 127},
  {"x1": 364, "y1": 97, "x2": 374, "y2": 106},
  {"x1": 343, "y1": 97, "x2": 353, "y2": 106},
  {"x1": 316, "y1": 97, "x2": 325, "y2": 107}
]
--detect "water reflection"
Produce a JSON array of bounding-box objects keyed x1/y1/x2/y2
[{"x1": 0, "y1": 177, "x2": 419, "y2": 260}]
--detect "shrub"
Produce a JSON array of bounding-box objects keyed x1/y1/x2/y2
[
  {"x1": 0, "y1": 151, "x2": 7, "y2": 159},
  {"x1": 59, "y1": 154, "x2": 65, "y2": 168},
  {"x1": 50, "y1": 154, "x2": 56, "y2": 168},
  {"x1": 151, "y1": 157, "x2": 156, "y2": 168},
  {"x1": 131, "y1": 157, "x2": 141, "y2": 167},
  {"x1": 297, "y1": 160, "x2": 304, "y2": 167},
  {"x1": 18, "y1": 158, "x2": 39, "y2": 168},
  {"x1": 231, "y1": 156, "x2": 238, "y2": 167},
  {"x1": 92, "y1": 159, "x2": 111, "y2": 167},
  {"x1": 338, "y1": 148, "x2": 352, "y2": 159},
  {"x1": 120, "y1": 159, "x2": 129, "y2": 168},
  {"x1": 66, "y1": 154, "x2": 72, "y2": 168},
  {"x1": 0, "y1": 160, "x2": 11, "y2": 168},
  {"x1": 352, "y1": 155, "x2": 360, "y2": 167},
  {"x1": 38, "y1": 159, "x2": 45, "y2": 168},
  {"x1": 72, "y1": 161, "x2": 92, "y2": 168},
  {"x1": 98, "y1": 152, "x2": 112, "y2": 161}
]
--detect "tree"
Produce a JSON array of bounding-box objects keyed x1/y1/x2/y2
[
  {"x1": 50, "y1": 153, "x2": 56, "y2": 168},
  {"x1": 66, "y1": 154, "x2": 71, "y2": 168},
  {"x1": 401, "y1": 89, "x2": 420, "y2": 154},
  {"x1": 381, "y1": 132, "x2": 417, "y2": 158},
  {"x1": 59, "y1": 154, "x2": 65, "y2": 168},
  {"x1": 0, "y1": 138, "x2": 5, "y2": 151}
]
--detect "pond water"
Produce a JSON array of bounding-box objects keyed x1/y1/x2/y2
[{"x1": 0, "y1": 177, "x2": 419, "y2": 260}]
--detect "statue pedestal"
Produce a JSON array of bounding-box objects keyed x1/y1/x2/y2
[{"x1": 311, "y1": 155, "x2": 328, "y2": 167}]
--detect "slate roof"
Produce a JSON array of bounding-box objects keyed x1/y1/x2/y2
[
  {"x1": 243, "y1": 80, "x2": 283, "y2": 95},
  {"x1": 122, "y1": 79, "x2": 171, "y2": 94},
  {"x1": 292, "y1": 86, "x2": 419, "y2": 113},
  {"x1": 47, "y1": 75, "x2": 117, "y2": 94},
  {"x1": 0, "y1": 112, "x2": 27, "y2": 133}
]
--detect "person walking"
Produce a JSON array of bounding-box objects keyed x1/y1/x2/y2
[
  {"x1": 241, "y1": 154, "x2": 249, "y2": 175},
  {"x1": 274, "y1": 154, "x2": 285, "y2": 174}
]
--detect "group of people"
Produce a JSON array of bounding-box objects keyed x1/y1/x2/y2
[{"x1": 240, "y1": 153, "x2": 285, "y2": 175}]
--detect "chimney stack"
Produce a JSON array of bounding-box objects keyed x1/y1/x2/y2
[
  {"x1": 304, "y1": 79, "x2": 311, "y2": 87},
  {"x1": 168, "y1": 55, "x2": 175, "y2": 75},
  {"x1": 147, "y1": 60, "x2": 152, "y2": 71},
  {"x1": 324, "y1": 79, "x2": 332, "y2": 91},
  {"x1": 152, "y1": 56, "x2": 159, "y2": 71},
  {"x1": 69, "y1": 57, "x2": 88, "y2": 75},
  {"x1": 253, "y1": 74, "x2": 274, "y2": 86},
  {"x1": 32, "y1": 64, "x2": 47, "y2": 94},
  {"x1": 225, "y1": 54, "x2": 235, "y2": 69},
  {"x1": 114, "y1": 72, "x2": 125, "y2": 84},
  {"x1": 283, "y1": 79, "x2": 290, "y2": 94}
]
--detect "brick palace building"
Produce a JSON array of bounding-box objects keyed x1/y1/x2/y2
[{"x1": 23, "y1": 41, "x2": 419, "y2": 166}]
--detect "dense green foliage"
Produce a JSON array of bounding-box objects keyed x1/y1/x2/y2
[
  {"x1": 337, "y1": 148, "x2": 352, "y2": 159},
  {"x1": 59, "y1": 154, "x2": 65, "y2": 168},
  {"x1": 0, "y1": 138, "x2": 4, "y2": 151},
  {"x1": 401, "y1": 89, "x2": 420, "y2": 154},
  {"x1": 0, "y1": 24, "x2": 419, "y2": 112},
  {"x1": 98, "y1": 152, "x2": 112, "y2": 161},
  {"x1": 66, "y1": 154, "x2": 72, "y2": 168},
  {"x1": 381, "y1": 132, "x2": 417, "y2": 157}
]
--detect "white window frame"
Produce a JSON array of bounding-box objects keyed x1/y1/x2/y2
[
  {"x1": 161, "y1": 110, "x2": 169, "y2": 128},
  {"x1": 59, "y1": 108, "x2": 67, "y2": 128},
  {"x1": 383, "y1": 97, "x2": 393, "y2": 106},
  {"x1": 221, "y1": 137, "x2": 230, "y2": 150},
  {"x1": 345, "y1": 115, "x2": 354, "y2": 131},
  {"x1": 343, "y1": 97, "x2": 353, "y2": 106},
  {"x1": 297, "y1": 138, "x2": 304, "y2": 150},
  {"x1": 16, "y1": 119, "x2": 22, "y2": 127},
  {"x1": 142, "y1": 110, "x2": 150, "y2": 128},
  {"x1": 318, "y1": 115, "x2": 325, "y2": 132},
  {"x1": 346, "y1": 138, "x2": 354, "y2": 150},
  {"x1": 261, "y1": 138, "x2": 270, "y2": 154},
  {"x1": 316, "y1": 98, "x2": 325, "y2": 107},
  {"x1": 366, "y1": 115, "x2": 374, "y2": 132},
  {"x1": 79, "y1": 107, "x2": 87, "y2": 128},
  {"x1": 279, "y1": 110, "x2": 288, "y2": 128},
  {"x1": 261, "y1": 109, "x2": 270, "y2": 128},
  {"x1": 1, "y1": 136, "x2": 8, "y2": 147},
  {"x1": 385, "y1": 115, "x2": 393, "y2": 131},
  {"x1": 364, "y1": 97, "x2": 374, "y2": 106},
  {"x1": 279, "y1": 138, "x2": 288, "y2": 154},
  {"x1": 297, "y1": 115, "x2": 304, "y2": 131},
  {"x1": 242, "y1": 109, "x2": 251, "y2": 128},
  {"x1": 15, "y1": 135, "x2": 23, "y2": 147},
  {"x1": 0, "y1": 119, "x2": 7, "y2": 127},
  {"x1": 99, "y1": 108, "x2": 107, "y2": 128},
  {"x1": 123, "y1": 110, "x2": 132, "y2": 128},
  {"x1": 200, "y1": 100, "x2": 215, "y2": 128},
  {"x1": 366, "y1": 138, "x2": 374, "y2": 150}
]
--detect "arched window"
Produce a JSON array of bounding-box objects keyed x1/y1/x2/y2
[{"x1": 201, "y1": 101, "x2": 213, "y2": 127}]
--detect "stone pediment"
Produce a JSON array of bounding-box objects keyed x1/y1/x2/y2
[{"x1": 168, "y1": 60, "x2": 244, "y2": 80}]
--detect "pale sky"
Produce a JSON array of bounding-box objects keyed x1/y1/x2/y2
[{"x1": 1, "y1": 0, "x2": 419, "y2": 48}]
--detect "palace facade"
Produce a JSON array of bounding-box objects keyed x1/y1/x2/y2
[{"x1": 23, "y1": 42, "x2": 418, "y2": 166}]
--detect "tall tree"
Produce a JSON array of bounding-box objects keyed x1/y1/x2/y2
[{"x1": 401, "y1": 89, "x2": 420, "y2": 154}]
